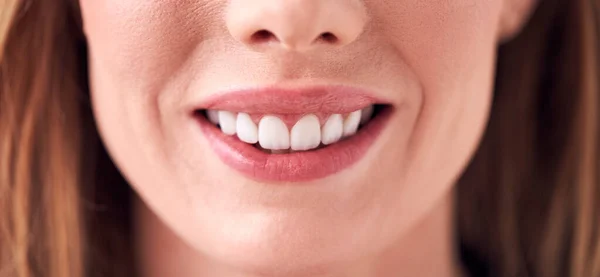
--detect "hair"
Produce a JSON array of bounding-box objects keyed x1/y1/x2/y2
[{"x1": 0, "y1": 0, "x2": 598, "y2": 276}]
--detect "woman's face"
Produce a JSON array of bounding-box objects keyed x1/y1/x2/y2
[{"x1": 80, "y1": 0, "x2": 532, "y2": 274}]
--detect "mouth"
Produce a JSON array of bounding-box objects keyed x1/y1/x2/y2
[{"x1": 191, "y1": 85, "x2": 393, "y2": 183}]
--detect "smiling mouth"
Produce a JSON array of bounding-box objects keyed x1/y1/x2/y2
[
  {"x1": 191, "y1": 85, "x2": 393, "y2": 183},
  {"x1": 195, "y1": 104, "x2": 386, "y2": 154}
]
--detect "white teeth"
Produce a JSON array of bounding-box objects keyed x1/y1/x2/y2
[
  {"x1": 207, "y1": 110, "x2": 220, "y2": 124},
  {"x1": 360, "y1": 106, "x2": 374, "y2": 125},
  {"x1": 343, "y1": 110, "x2": 362, "y2": 137},
  {"x1": 218, "y1": 111, "x2": 237, "y2": 135},
  {"x1": 236, "y1": 113, "x2": 258, "y2": 144},
  {"x1": 207, "y1": 107, "x2": 373, "y2": 152},
  {"x1": 258, "y1": 115, "x2": 290, "y2": 150},
  {"x1": 321, "y1": 114, "x2": 343, "y2": 145},
  {"x1": 291, "y1": 114, "x2": 321, "y2": 151}
]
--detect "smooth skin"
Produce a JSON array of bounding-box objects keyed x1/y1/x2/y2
[{"x1": 80, "y1": 1, "x2": 537, "y2": 276}]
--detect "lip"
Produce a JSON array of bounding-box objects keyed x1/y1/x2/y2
[
  {"x1": 194, "y1": 85, "x2": 380, "y2": 115},
  {"x1": 191, "y1": 85, "x2": 393, "y2": 183}
]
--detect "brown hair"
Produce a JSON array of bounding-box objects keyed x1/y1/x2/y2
[{"x1": 0, "y1": 0, "x2": 598, "y2": 276}]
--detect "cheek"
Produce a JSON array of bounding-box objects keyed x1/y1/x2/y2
[
  {"x1": 401, "y1": 1, "x2": 500, "y2": 173},
  {"x1": 80, "y1": 0, "x2": 212, "y2": 167},
  {"x1": 80, "y1": 0, "x2": 204, "y2": 227},
  {"x1": 79, "y1": 0, "x2": 216, "y2": 90},
  {"x1": 371, "y1": 0, "x2": 502, "y2": 229}
]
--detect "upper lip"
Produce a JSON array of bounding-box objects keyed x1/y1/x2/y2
[{"x1": 193, "y1": 85, "x2": 387, "y2": 114}]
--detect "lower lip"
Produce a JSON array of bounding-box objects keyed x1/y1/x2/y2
[{"x1": 195, "y1": 108, "x2": 392, "y2": 183}]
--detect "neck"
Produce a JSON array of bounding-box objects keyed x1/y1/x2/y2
[{"x1": 134, "y1": 192, "x2": 461, "y2": 277}]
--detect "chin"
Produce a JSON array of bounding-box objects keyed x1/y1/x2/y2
[{"x1": 193, "y1": 211, "x2": 377, "y2": 277}]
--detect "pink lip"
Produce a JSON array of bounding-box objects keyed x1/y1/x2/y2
[
  {"x1": 192, "y1": 85, "x2": 392, "y2": 183},
  {"x1": 196, "y1": 85, "x2": 379, "y2": 114}
]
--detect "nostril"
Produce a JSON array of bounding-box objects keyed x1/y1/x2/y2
[
  {"x1": 318, "y1": 32, "x2": 338, "y2": 44},
  {"x1": 250, "y1": 29, "x2": 279, "y2": 43}
]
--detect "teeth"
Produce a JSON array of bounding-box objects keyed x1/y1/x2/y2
[
  {"x1": 343, "y1": 110, "x2": 362, "y2": 137},
  {"x1": 360, "y1": 106, "x2": 374, "y2": 125},
  {"x1": 258, "y1": 115, "x2": 290, "y2": 150},
  {"x1": 236, "y1": 113, "x2": 258, "y2": 144},
  {"x1": 207, "y1": 110, "x2": 220, "y2": 124},
  {"x1": 218, "y1": 111, "x2": 237, "y2": 135},
  {"x1": 205, "y1": 105, "x2": 376, "y2": 152},
  {"x1": 291, "y1": 114, "x2": 321, "y2": 151},
  {"x1": 321, "y1": 114, "x2": 343, "y2": 145}
]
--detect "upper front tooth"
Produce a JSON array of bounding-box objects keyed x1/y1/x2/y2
[
  {"x1": 236, "y1": 113, "x2": 258, "y2": 144},
  {"x1": 360, "y1": 106, "x2": 374, "y2": 125},
  {"x1": 343, "y1": 110, "x2": 362, "y2": 137},
  {"x1": 291, "y1": 114, "x2": 321, "y2": 151},
  {"x1": 207, "y1": 110, "x2": 220, "y2": 124},
  {"x1": 258, "y1": 115, "x2": 290, "y2": 150},
  {"x1": 321, "y1": 114, "x2": 343, "y2": 145},
  {"x1": 218, "y1": 111, "x2": 237, "y2": 135}
]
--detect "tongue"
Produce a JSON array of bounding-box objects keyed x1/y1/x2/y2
[{"x1": 255, "y1": 143, "x2": 289, "y2": 154}]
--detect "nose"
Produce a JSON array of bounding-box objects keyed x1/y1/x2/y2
[{"x1": 225, "y1": 0, "x2": 368, "y2": 52}]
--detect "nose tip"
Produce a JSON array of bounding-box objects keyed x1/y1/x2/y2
[{"x1": 226, "y1": 0, "x2": 368, "y2": 52}]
